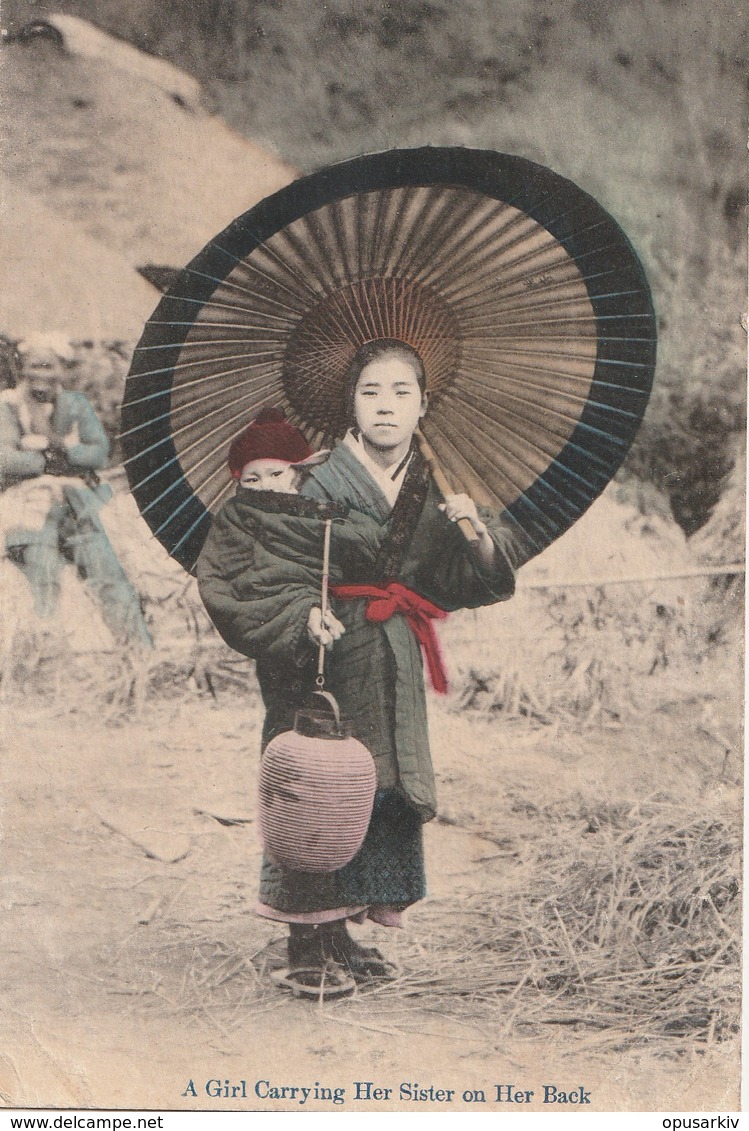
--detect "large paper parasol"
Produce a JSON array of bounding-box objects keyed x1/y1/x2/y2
[{"x1": 121, "y1": 147, "x2": 656, "y2": 572}]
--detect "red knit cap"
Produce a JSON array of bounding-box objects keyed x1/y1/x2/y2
[{"x1": 227, "y1": 408, "x2": 314, "y2": 479}]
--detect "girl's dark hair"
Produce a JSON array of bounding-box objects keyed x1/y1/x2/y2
[{"x1": 344, "y1": 338, "x2": 426, "y2": 425}]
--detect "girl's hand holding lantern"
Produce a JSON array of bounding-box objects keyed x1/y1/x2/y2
[{"x1": 307, "y1": 605, "x2": 346, "y2": 648}]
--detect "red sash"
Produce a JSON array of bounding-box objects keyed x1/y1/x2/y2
[{"x1": 330, "y1": 582, "x2": 449, "y2": 694}]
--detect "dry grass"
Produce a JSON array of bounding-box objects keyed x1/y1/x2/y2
[
  {"x1": 94, "y1": 802, "x2": 741, "y2": 1056},
  {"x1": 447, "y1": 567, "x2": 742, "y2": 731},
  {"x1": 338, "y1": 803, "x2": 741, "y2": 1051},
  {"x1": 0, "y1": 557, "x2": 252, "y2": 717},
  {"x1": 103, "y1": 933, "x2": 286, "y2": 1034}
]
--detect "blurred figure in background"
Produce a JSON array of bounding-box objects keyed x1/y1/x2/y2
[
  {"x1": 0, "y1": 336, "x2": 20, "y2": 393},
  {"x1": 0, "y1": 333, "x2": 151, "y2": 648}
]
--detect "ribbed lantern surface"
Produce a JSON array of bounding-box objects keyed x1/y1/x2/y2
[{"x1": 259, "y1": 726, "x2": 377, "y2": 874}]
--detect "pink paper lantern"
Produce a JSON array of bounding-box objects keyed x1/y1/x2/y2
[{"x1": 259, "y1": 695, "x2": 377, "y2": 874}]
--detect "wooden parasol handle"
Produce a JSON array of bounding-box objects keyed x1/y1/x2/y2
[{"x1": 416, "y1": 431, "x2": 479, "y2": 545}]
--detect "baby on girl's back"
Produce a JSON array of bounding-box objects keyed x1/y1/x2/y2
[{"x1": 198, "y1": 408, "x2": 377, "y2": 656}]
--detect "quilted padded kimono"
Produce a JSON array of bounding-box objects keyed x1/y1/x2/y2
[{"x1": 197, "y1": 445, "x2": 523, "y2": 922}]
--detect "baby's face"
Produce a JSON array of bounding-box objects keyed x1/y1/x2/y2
[{"x1": 239, "y1": 458, "x2": 299, "y2": 494}]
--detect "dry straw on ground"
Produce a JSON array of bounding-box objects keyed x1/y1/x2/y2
[
  {"x1": 100, "y1": 801, "x2": 740, "y2": 1056},
  {"x1": 347, "y1": 803, "x2": 740, "y2": 1052}
]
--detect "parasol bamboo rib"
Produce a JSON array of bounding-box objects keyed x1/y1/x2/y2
[
  {"x1": 455, "y1": 382, "x2": 604, "y2": 443},
  {"x1": 183, "y1": 268, "x2": 308, "y2": 315},
  {"x1": 417, "y1": 189, "x2": 534, "y2": 266},
  {"x1": 454, "y1": 382, "x2": 629, "y2": 465},
  {"x1": 413, "y1": 193, "x2": 584, "y2": 291},
  {"x1": 458, "y1": 371, "x2": 640, "y2": 425},
  {"x1": 151, "y1": 459, "x2": 236, "y2": 538},
  {"x1": 457, "y1": 293, "x2": 596, "y2": 325},
  {"x1": 421, "y1": 411, "x2": 527, "y2": 512},
  {"x1": 393, "y1": 191, "x2": 494, "y2": 283},
  {"x1": 133, "y1": 334, "x2": 291, "y2": 352},
  {"x1": 437, "y1": 395, "x2": 597, "y2": 502},
  {"x1": 379, "y1": 189, "x2": 429, "y2": 276},
  {"x1": 442, "y1": 255, "x2": 585, "y2": 309},
  {"x1": 152, "y1": 291, "x2": 298, "y2": 328},
  {"x1": 201, "y1": 241, "x2": 319, "y2": 306},
  {"x1": 332, "y1": 201, "x2": 358, "y2": 287},
  {"x1": 467, "y1": 341, "x2": 649, "y2": 366},
  {"x1": 460, "y1": 350, "x2": 599, "y2": 386},
  {"x1": 170, "y1": 508, "x2": 212, "y2": 557},
  {"x1": 186, "y1": 260, "x2": 304, "y2": 303},
  {"x1": 300, "y1": 211, "x2": 344, "y2": 291},
  {"x1": 215, "y1": 237, "x2": 318, "y2": 305},
  {"x1": 123, "y1": 376, "x2": 280, "y2": 450},
  {"x1": 165, "y1": 391, "x2": 285, "y2": 476},
  {"x1": 275, "y1": 220, "x2": 339, "y2": 297},
  {"x1": 123, "y1": 346, "x2": 287, "y2": 386},
  {"x1": 124, "y1": 361, "x2": 282, "y2": 420},
  {"x1": 387, "y1": 188, "x2": 449, "y2": 280},
  {"x1": 431, "y1": 390, "x2": 617, "y2": 508},
  {"x1": 420, "y1": 217, "x2": 561, "y2": 298},
  {"x1": 463, "y1": 312, "x2": 632, "y2": 333},
  {"x1": 452, "y1": 265, "x2": 608, "y2": 313}
]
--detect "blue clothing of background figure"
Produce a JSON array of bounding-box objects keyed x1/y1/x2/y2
[{"x1": 0, "y1": 337, "x2": 151, "y2": 648}]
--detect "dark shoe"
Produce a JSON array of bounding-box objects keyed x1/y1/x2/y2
[
  {"x1": 277, "y1": 925, "x2": 356, "y2": 1000},
  {"x1": 321, "y1": 922, "x2": 399, "y2": 982},
  {"x1": 287, "y1": 924, "x2": 326, "y2": 971}
]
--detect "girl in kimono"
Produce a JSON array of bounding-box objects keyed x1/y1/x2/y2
[{"x1": 198, "y1": 341, "x2": 524, "y2": 993}]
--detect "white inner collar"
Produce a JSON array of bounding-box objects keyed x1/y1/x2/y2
[{"x1": 343, "y1": 430, "x2": 413, "y2": 509}]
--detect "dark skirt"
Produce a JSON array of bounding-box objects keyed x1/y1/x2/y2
[{"x1": 258, "y1": 788, "x2": 426, "y2": 915}]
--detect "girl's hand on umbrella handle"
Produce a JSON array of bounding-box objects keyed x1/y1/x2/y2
[
  {"x1": 438, "y1": 494, "x2": 488, "y2": 537},
  {"x1": 307, "y1": 606, "x2": 346, "y2": 648},
  {"x1": 439, "y1": 495, "x2": 496, "y2": 567}
]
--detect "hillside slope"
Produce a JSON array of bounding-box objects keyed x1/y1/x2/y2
[{"x1": 0, "y1": 13, "x2": 296, "y2": 337}]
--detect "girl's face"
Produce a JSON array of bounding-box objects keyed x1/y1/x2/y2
[
  {"x1": 239, "y1": 458, "x2": 299, "y2": 493},
  {"x1": 353, "y1": 355, "x2": 427, "y2": 454}
]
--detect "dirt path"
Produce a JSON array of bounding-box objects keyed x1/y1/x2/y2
[{"x1": 0, "y1": 691, "x2": 739, "y2": 1111}]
